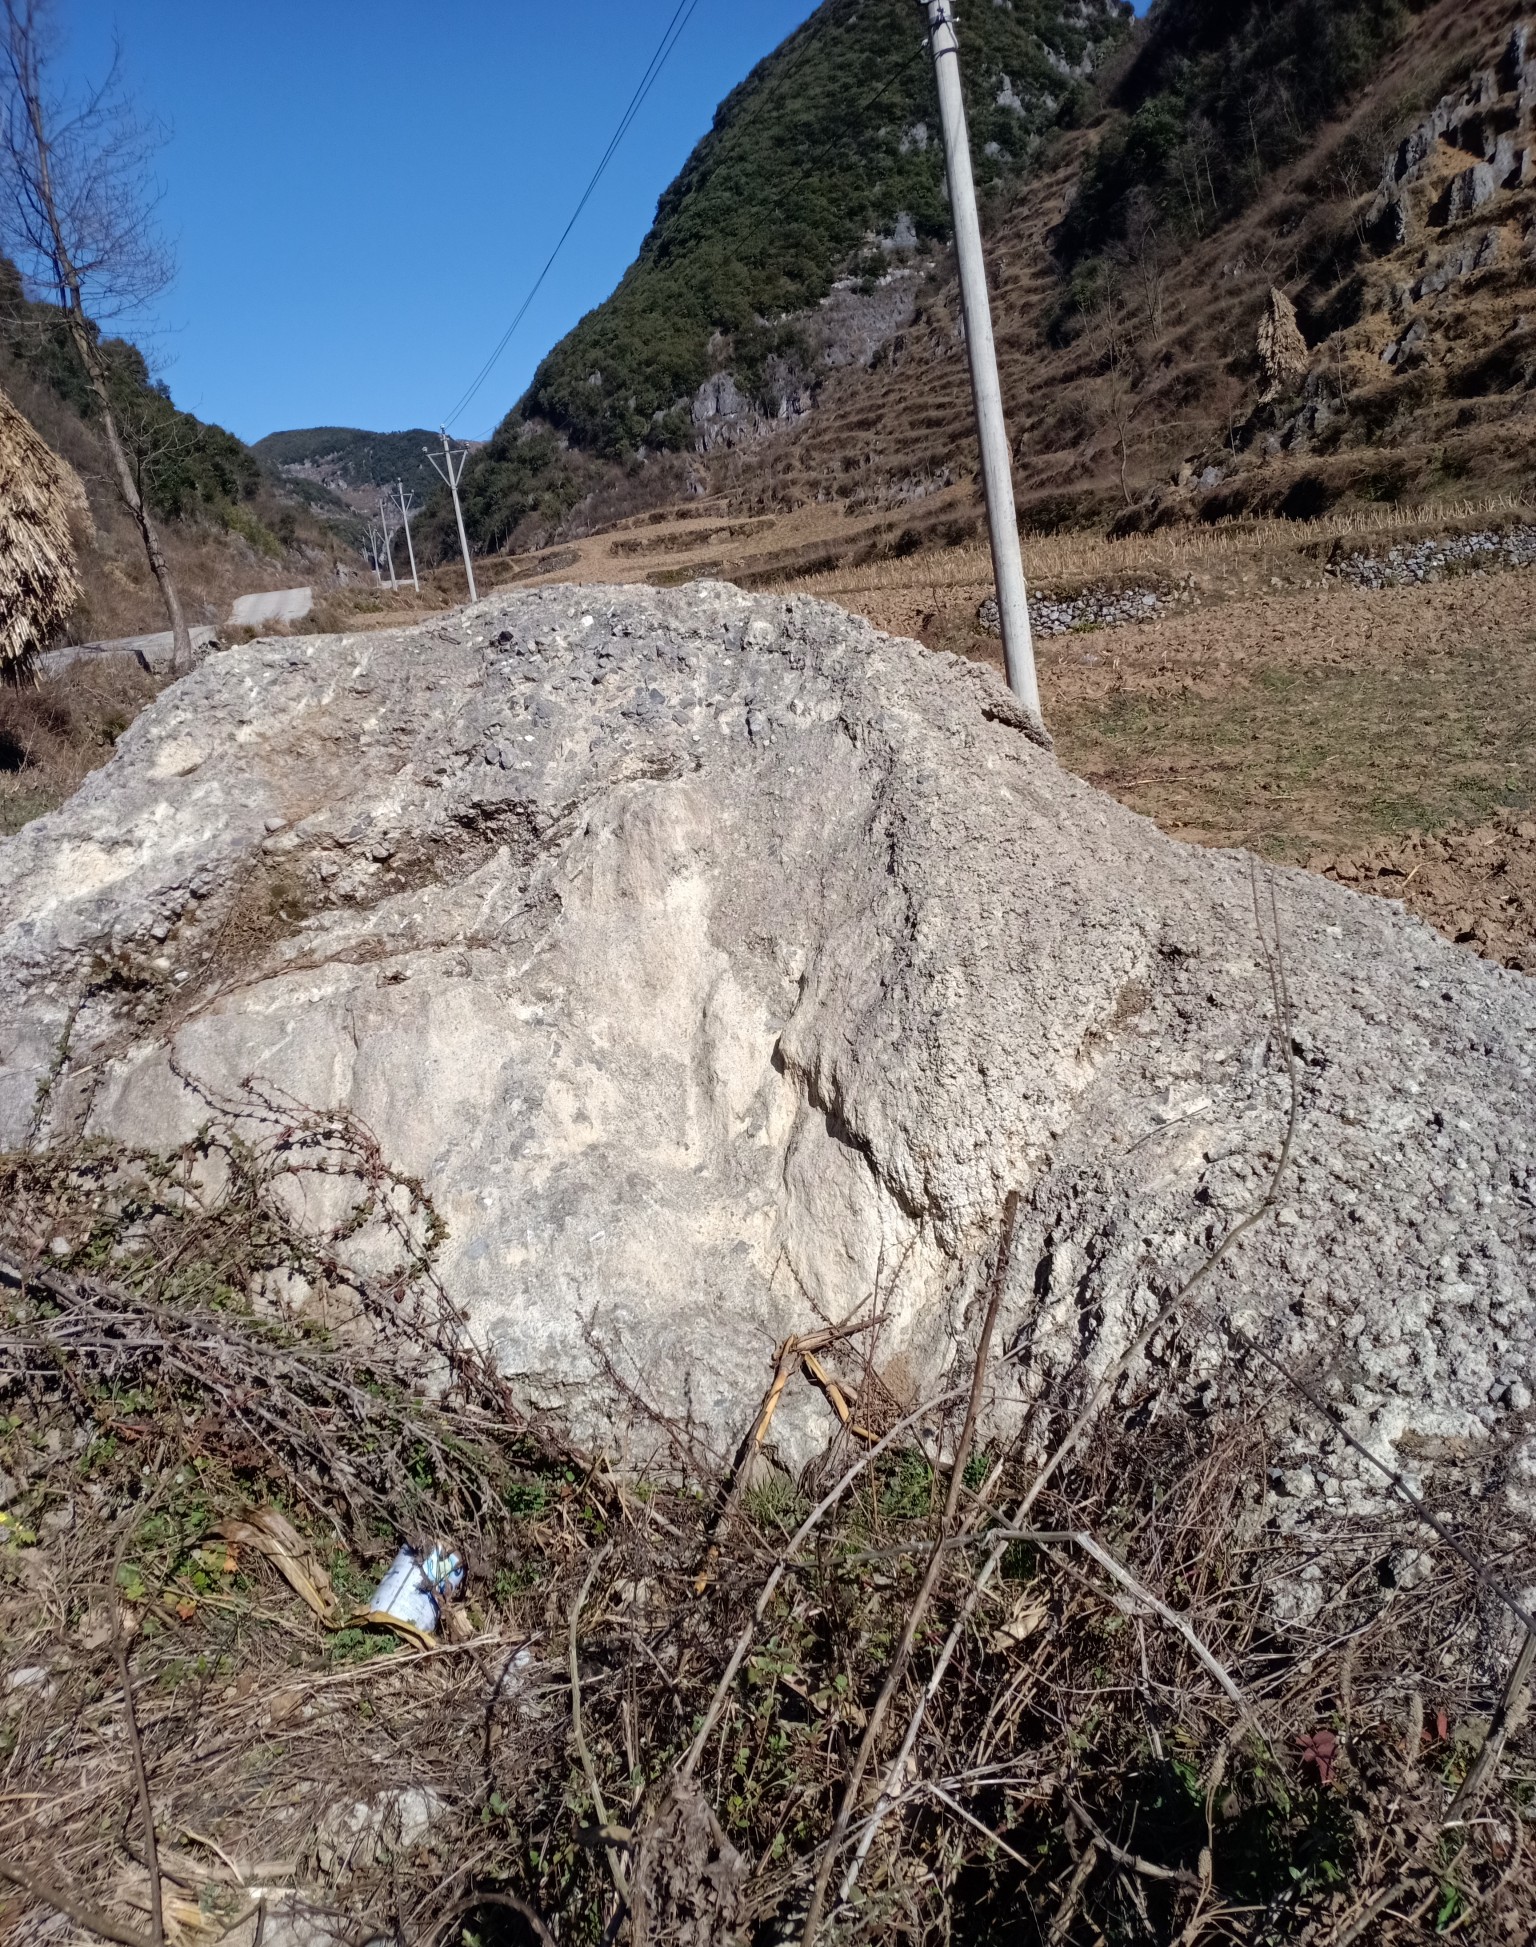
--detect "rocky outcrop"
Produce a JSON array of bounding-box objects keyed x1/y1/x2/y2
[
  {"x1": 691, "y1": 371, "x2": 813, "y2": 455},
  {"x1": 690, "y1": 270, "x2": 922, "y2": 454},
  {"x1": 2, "y1": 585, "x2": 1534, "y2": 1508},
  {"x1": 1367, "y1": 24, "x2": 1536, "y2": 240},
  {"x1": 814, "y1": 266, "x2": 922, "y2": 370},
  {"x1": 1404, "y1": 225, "x2": 1503, "y2": 302}
]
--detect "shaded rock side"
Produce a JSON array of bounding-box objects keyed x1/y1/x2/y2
[{"x1": 1, "y1": 584, "x2": 1533, "y2": 1502}]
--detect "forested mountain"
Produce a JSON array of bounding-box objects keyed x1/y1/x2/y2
[
  {"x1": 1, "y1": 255, "x2": 261, "y2": 526},
  {"x1": 470, "y1": 0, "x2": 1536, "y2": 565},
  {"x1": 253, "y1": 427, "x2": 441, "y2": 514},
  {"x1": 445, "y1": 0, "x2": 1132, "y2": 554},
  {"x1": 1057, "y1": 0, "x2": 1415, "y2": 261}
]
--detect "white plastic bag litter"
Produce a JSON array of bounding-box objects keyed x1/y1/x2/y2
[{"x1": 368, "y1": 1544, "x2": 465, "y2": 1635}]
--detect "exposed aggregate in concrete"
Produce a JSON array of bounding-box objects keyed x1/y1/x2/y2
[{"x1": 0, "y1": 583, "x2": 1531, "y2": 1541}]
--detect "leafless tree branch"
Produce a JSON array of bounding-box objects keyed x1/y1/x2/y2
[{"x1": 0, "y1": 0, "x2": 190, "y2": 665}]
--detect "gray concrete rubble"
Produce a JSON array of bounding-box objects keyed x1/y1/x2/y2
[{"x1": 0, "y1": 583, "x2": 1532, "y2": 1517}]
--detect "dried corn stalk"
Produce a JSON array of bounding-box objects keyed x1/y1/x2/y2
[
  {"x1": 0, "y1": 382, "x2": 82, "y2": 672},
  {"x1": 1257, "y1": 286, "x2": 1309, "y2": 403}
]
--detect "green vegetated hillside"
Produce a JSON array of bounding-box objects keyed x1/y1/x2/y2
[
  {"x1": 429, "y1": 0, "x2": 1515, "y2": 566},
  {"x1": 1, "y1": 255, "x2": 264, "y2": 529},
  {"x1": 0, "y1": 254, "x2": 348, "y2": 639},
  {"x1": 448, "y1": 0, "x2": 1132, "y2": 553},
  {"x1": 1057, "y1": 0, "x2": 1417, "y2": 264},
  {"x1": 253, "y1": 426, "x2": 441, "y2": 510}
]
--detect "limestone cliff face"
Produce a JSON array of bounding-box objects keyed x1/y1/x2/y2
[{"x1": 2, "y1": 585, "x2": 1533, "y2": 1508}]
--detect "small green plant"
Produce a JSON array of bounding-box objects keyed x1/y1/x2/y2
[
  {"x1": 743, "y1": 1469, "x2": 803, "y2": 1531},
  {"x1": 220, "y1": 501, "x2": 283, "y2": 558}
]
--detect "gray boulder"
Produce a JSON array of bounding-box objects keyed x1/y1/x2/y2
[{"x1": 1, "y1": 584, "x2": 1533, "y2": 1507}]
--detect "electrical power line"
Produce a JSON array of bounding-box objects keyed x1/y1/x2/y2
[
  {"x1": 441, "y1": 0, "x2": 942, "y2": 448},
  {"x1": 443, "y1": 0, "x2": 704, "y2": 431}
]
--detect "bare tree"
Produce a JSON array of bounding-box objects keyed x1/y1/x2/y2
[
  {"x1": 0, "y1": 0, "x2": 192, "y2": 668},
  {"x1": 1120, "y1": 188, "x2": 1166, "y2": 341},
  {"x1": 1077, "y1": 272, "x2": 1142, "y2": 509}
]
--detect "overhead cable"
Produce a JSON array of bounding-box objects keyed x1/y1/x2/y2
[
  {"x1": 444, "y1": 0, "x2": 936, "y2": 437},
  {"x1": 443, "y1": 0, "x2": 704, "y2": 431}
]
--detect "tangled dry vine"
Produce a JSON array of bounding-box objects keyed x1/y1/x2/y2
[{"x1": 0, "y1": 892, "x2": 1532, "y2": 1946}]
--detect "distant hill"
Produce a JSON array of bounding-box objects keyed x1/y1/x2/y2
[{"x1": 254, "y1": 427, "x2": 441, "y2": 513}]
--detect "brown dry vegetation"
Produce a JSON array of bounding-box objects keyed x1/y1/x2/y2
[
  {"x1": 0, "y1": 659, "x2": 162, "y2": 836},
  {"x1": 797, "y1": 535, "x2": 1536, "y2": 972},
  {"x1": 1, "y1": 1104, "x2": 1532, "y2": 1947}
]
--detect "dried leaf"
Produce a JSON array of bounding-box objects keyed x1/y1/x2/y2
[
  {"x1": 988, "y1": 1593, "x2": 1050, "y2": 1653},
  {"x1": 1299, "y1": 1727, "x2": 1339, "y2": 1785},
  {"x1": 214, "y1": 1509, "x2": 341, "y2": 1626}
]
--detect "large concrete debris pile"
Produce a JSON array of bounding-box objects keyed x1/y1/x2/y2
[{"x1": 0, "y1": 584, "x2": 1532, "y2": 1514}]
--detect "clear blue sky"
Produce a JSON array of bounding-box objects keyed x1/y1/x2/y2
[{"x1": 55, "y1": 1, "x2": 828, "y2": 443}]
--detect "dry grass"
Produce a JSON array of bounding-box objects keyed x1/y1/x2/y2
[
  {"x1": 0, "y1": 661, "x2": 163, "y2": 836},
  {"x1": 1036, "y1": 565, "x2": 1536, "y2": 859},
  {"x1": 772, "y1": 498, "x2": 1533, "y2": 609},
  {"x1": 759, "y1": 517, "x2": 1536, "y2": 971},
  {"x1": 305, "y1": 579, "x2": 460, "y2": 638},
  {"x1": 0, "y1": 1076, "x2": 1532, "y2": 1947}
]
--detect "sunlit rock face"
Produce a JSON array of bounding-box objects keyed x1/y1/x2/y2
[{"x1": 2, "y1": 582, "x2": 1533, "y2": 1509}]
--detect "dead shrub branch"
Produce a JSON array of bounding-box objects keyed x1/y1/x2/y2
[{"x1": 0, "y1": 1036, "x2": 1529, "y2": 1947}]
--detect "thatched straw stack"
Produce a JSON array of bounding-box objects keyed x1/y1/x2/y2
[{"x1": 1, "y1": 382, "x2": 82, "y2": 673}]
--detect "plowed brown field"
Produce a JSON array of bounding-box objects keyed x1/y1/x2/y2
[{"x1": 778, "y1": 552, "x2": 1536, "y2": 973}]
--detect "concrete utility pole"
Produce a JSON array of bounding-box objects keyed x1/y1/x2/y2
[
  {"x1": 920, "y1": 0, "x2": 1042, "y2": 729},
  {"x1": 396, "y1": 480, "x2": 421, "y2": 593},
  {"x1": 426, "y1": 428, "x2": 478, "y2": 604},
  {"x1": 378, "y1": 495, "x2": 399, "y2": 589}
]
